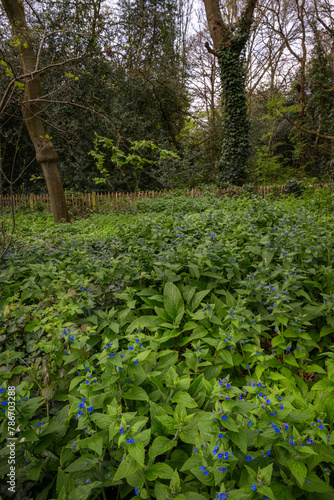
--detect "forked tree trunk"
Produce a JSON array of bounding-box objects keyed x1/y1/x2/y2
[{"x1": 2, "y1": 0, "x2": 70, "y2": 223}]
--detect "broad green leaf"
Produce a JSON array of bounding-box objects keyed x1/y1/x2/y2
[
  {"x1": 164, "y1": 282, "x2": 184, "y2": 320},
  {"x1": 189, "y1": 289, "x2": 211, "y2": 311},
  {"x1": 257, "y1": 486, "x2": 275, "y2": 499},
  {"x1": 56, "y1": 469, "x2": 76, "y2": 496},
  {"x1": 113, "y1": 458, "x2": 140, "y2": 481},
  {"x1": 228, "y1": 429, "x2": 247, "y2": 454},
  {"x1": 146, "y1": 463, "x2": 174, "y2": 481},
  {"x1": 288, "y1": 460, "x2": 307, "y2": 487},
  {"x1": 127, "y1": 315, "x2": 162, "y2": 333},
  {"x1": 171, "y1": 391, "x2": 197, "y2": 408},
  {"x1": 312, "y1": 379, "x2": 334, "y2": 392},
  {"x1": 64, "y1": 455, "x2": 96, "y2": 473},
  {"x1": 25, "y1": 460, "x2": 43, "y2": 481},
  {"x1": 180, "y1": 455, "x2": 202, "y2": 471},
  {"x1": 125, "y1": 386, "x2": 149, "y2": 401},
  {"x1": 128, "y1": 440, "x2": 145, "y2": 467},
  {"x1": 89, "y1": 413, "x2": 112, "y2": 430},
  {"x1": 149, "y1": 436, "x2": 177, "y2": 458},
  {"x1": 78, "y1": 436, "x2": 103, "y2": 456}
]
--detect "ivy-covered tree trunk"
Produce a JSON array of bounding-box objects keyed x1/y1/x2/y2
[
  {"x1": 203, "y1": 0, "x2": 257, "y2": 186},
  {"x1": 1, "y1": 0, "x2": 70, "y2": 223},
  {"x1": 219, "y1": 41, "x2": 249, "y2": 185}
]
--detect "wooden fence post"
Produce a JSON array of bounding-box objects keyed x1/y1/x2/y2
[
  {"x1": 92, "y1": 192, "x2": 96, "y2": 211},
  {"x1": 29, "y1": 193, "x2": 34, "y2": 211}
]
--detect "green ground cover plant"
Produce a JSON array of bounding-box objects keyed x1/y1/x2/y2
[{"x1": 1, "y1": 190, "x2": 334, "y2": 500}]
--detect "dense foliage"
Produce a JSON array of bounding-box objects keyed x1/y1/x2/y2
[
  {"x1": 1, "y1": 0, "x2": 333, "y2": 196},
  {"x1": 1, "y1": 190, "x2": 334, "y2": 499}
]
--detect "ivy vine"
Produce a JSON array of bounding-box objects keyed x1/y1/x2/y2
[{"x1": 218, "y1": 37, "x2": 250, "y2": 186}]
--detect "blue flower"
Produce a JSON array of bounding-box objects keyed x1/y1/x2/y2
[
  {"x1": 246, "y1": 456, "x2": 252, "y2": 461},
  {"x1": 88, "y1": 406, "x2": 93, "y2": 412},
  {"x1": 119, "y1": 429, "x2": 124, "y2": 434},
  {"x1": 252, "y1": 485, "x2": 257, "y2": 491},
  {"x1": 222, "y1": 415, "x2": 227, "y2": 420},
  {"x1": 127, "y1": 438, "x2": 135, "y2": 444}
]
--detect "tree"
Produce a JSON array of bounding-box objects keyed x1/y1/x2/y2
[
  {"x1": 202, "y1": 0, "x2": 258, "y2": 185},
  {"x1": 1, "y1": 0, "x2": 70, "y2": 222}
]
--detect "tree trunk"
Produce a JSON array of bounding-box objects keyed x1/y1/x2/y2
[
  {"x1": 203, "y1": 0, "x2": 258, "y2": 185},
  {"x1": 1, "y1": 0, "x2": 70, "y2": 223}
]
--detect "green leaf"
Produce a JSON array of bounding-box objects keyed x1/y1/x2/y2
[
  {"x1": 146, "y1": 463, "x2": 175, "y2": 481},
  {"x1": 128, "y1": 440, "x2": 145, "y2": 467},
  {"x1": 228, "y1": 429, "x2": 247, "y2": 454},
  {"x1": 90, "y1": 413, "x2": 112, "y2": 430},
  {"x1": 277, "y1": 316, "x2": 288, "y2": 326},
  {"x1": 127, "y1": 316, "x2": 162, "y2": 333},
  {"x1": 171, "y1": 391, "x2": 197, "y2": 408},
  {"x1": 183, "y1": 494, "x2": 209, "y2": 500},
  {"x1": 223, "y1": 418, "x2": 239, "y2": 432},
  {"x1": 189, "y1": 289, "x2": 211, "y2": 311},
  {"x1": 320, "y1": 325, "x2": 334, "y2": 337},
  {"x1": 149, "y1": 436, "x2": 177, "y2": 459},
  {"x1": 69, "y1": 482, "x2": 102, "y2": 500},
  {"x1": 20, "y1": 396, "x2": 45, "y2": 418},
  {"x1": 302, "y1": 471, "x2": 332, "y2": 492},
  {"x1": 25, "y1": 460, "x2": 43, "y2": 481},
  {"x1": 288, "y1": 460, "x2": 307, "y2": 487},
  {"x1": 125, "y1": 386, "x2": 149, "y2": 401},
  {"x1": 113, "y1": 458, "x2": 140, "y2": 481},
  {"x1": 56, "y1": 469, "x2": 76, "y2": 496},
  {"x1": 164, "y1": 282, "x2": 184, "y2": 320},
  {"x1": 257, "y1": 486, "x2": 275, "y2": 499},
  {"x1": 170, "y1": 469, "x2": 181, "y2": 495},
  {"x1": 180, "y1": 454, "x2": 202, "y2": 472},
  {"x1": 78, "y1": 436, "x2": 103, "y2": 456},
  {"x1": 64, "y1": 455, "x2": 97, "y2": 472},
  {"x1": 270, "y1": 482, "x2": 295, "y2": 500},
  {"x1": 179, "y1": 428, "x2": 199, "y2": 444},
  {"x1": 312, "y1": 378, "x2": 334, "y2": 392},
  {"x1": 260, "y1": 463, "x2": 273, "y2": 485},
  {"x1": 220, "y1": 350, "x2": 234, "y2": 366}
]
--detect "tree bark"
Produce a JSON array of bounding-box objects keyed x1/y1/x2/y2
[
  {"x1": 1, "y1": 0, "x2": 70, "y2": 223},
  {"x1": 203, "y1": 0, "x2": 258, "y2": 185}
]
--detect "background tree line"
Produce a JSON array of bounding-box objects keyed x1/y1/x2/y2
[{"x1": 1, "y1": 0, "x2": 333, "y2": 203}]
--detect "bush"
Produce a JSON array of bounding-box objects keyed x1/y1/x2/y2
[{"x1": 284, "y1": 179, "x2": 305, "y2": 197}]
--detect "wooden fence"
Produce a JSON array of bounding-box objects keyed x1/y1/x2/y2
[{"x1": 0, "y1": 183, "x2": 328, "y2": 213}]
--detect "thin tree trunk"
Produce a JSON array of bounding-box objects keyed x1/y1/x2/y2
[{"x1": 1, "y1": 0, "x2": 70, "y2": 223}]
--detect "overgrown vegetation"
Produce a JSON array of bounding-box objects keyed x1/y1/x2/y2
[{"x1": 1, "y1": 190, "x2": 334, "y2": 499}]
